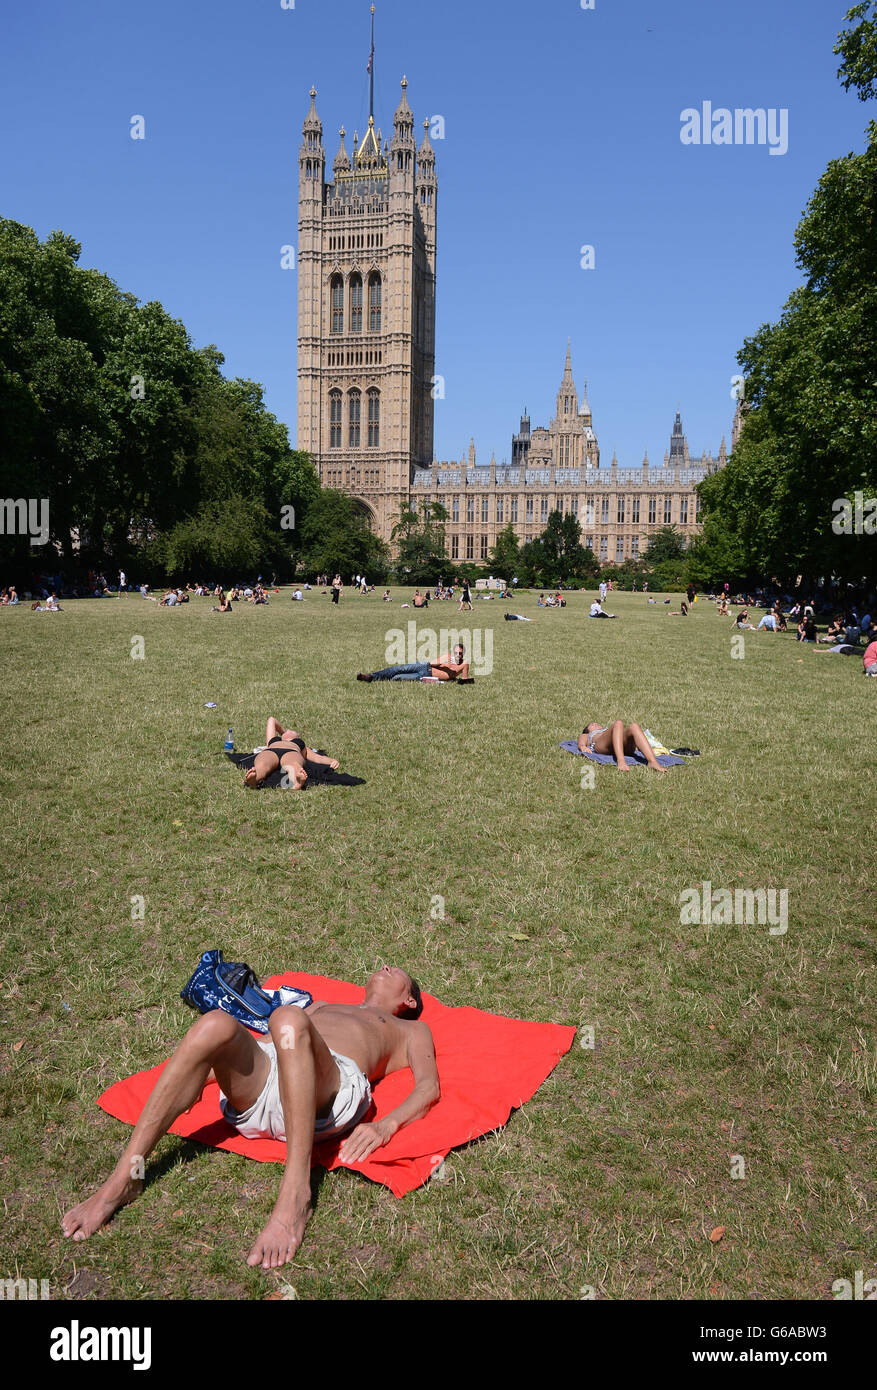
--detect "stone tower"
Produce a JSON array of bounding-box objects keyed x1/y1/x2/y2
[{"x1": 296, "y1": 64, "x2": 437, "y2": 539}]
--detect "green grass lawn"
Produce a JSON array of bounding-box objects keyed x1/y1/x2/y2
[{"x1": 1, "y1": 587, "x2": 873, "y2": 1300}]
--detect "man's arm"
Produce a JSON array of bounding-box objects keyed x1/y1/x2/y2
[
  {"x1": 436, "y1": 654, "x2": 470, "y2": 679},
  {"x1": 339, "y1": 1022, "x2": 440, "y2": 1164}
]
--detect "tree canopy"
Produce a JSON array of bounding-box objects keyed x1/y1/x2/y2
[
  {"x1": 693, "y1": 5, "x2": 877, "y2": 587},
  {"x1": 0, "y1": 219, "x2": 325, "y2": 581}
]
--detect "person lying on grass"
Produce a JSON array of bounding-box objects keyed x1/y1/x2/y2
[
  {"x1": 578, "y1": 720, "x2": 669, "y2": 771},
  {"x1": 62, "y1": 966, "x2": 438, "y2": 1270},
  {"x1": 243, "y1": 717, "x2": 340, "y2": 789},
  {"x1": 357, "y1": 643, "x2": 469, "y2": 682}
]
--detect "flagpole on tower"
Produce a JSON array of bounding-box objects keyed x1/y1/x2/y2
[{"x1": 368, "y1": 4, "x2": 375, "y2": 123}]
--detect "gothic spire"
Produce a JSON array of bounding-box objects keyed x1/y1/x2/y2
[
  {"x1": 562, "y1": 339, "x2": 574, "y2": 385},
  {"x1": 333, "y1": 126, "x2": 351, "y2": 174},
  {"x1": 669, "y1": 409, "x2": 687, "y2": 460},
  {"x1": 393, "y1": 75, "x2": 415, "y2": 146},
  {"x1": 302, "y1": 86, "x2": 322, "y2": 137}
]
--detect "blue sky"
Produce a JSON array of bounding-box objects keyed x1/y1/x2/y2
[{"x1": 1, "y1": 0, "x2": 872, "y2": 468}]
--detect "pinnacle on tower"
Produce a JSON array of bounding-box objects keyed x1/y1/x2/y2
[
  {"x1": 562, "y1": 339, "x2": 573, "y2": 381},
  {"x1": 396, "y1": 75, "x2": 412, "y2": 118},
  {"x1": 333, "y1": 126, "x2": 351, "y2": 174},
  {"x1": 302, "y1": 87, "x2": 322, "y2": 137},
  {"x1": 669, "y1": 409, "x2": 687, "y2": 460}
]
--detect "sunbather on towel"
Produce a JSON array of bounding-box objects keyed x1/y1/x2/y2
[
  {"x1": 243, "y1": 717, "x2": 340, "y2": 789},
  {"x1": 578, "y1": 720, "x2": 669, "y2": 771},
  {"x1": 357, "y1": 642, "x2": 469, "y2": 681},
  {"x1": 62, "y1": 966, "x2": 438, "y2": 1269}
]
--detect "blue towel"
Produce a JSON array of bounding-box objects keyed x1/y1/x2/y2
[{"x1": 559, "y1": 740, "x2": 687, "y2": 768}]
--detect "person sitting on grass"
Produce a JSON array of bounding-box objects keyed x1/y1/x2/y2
[
  {"x1": 818, "y1": 615, "x2": 843, "y2": 644},
  {"x1": 797, "y1": 615, "x2": 818, "y2": 642},
  {"x1": 243, "y1": 717, "x2": 340, "y2": 789},
  {"x1": 863, "y1": 635, "x2": 877, "y2": 676},
  {"x1": 31, "y1": 592, "x2": 62, "y2": 612},
  {"x1": 757, "y1": 611, "x2": 779, "y2": 632},
  {"x1": 212, "y1": 589, "x2": 233, "y2": 613},
  {"x1": 577, "y1": 720, "x2": 669, "y2": 771},
  {"x1": 589, "y1": 598, "x2": 616, "y2": 619},
  {"x1": 412, "y1": 589, "x2": 428, "y2": 609},
  {"x1": 357, "y1": 643, "x2": 469, "y2": 682},
  {"x1": 62, "y1": 965, "x2": 438, "y2": 1270}
]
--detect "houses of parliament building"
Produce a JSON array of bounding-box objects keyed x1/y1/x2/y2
[{"x1": 297, "y1": 71, "x2": 730, "y2": 567}]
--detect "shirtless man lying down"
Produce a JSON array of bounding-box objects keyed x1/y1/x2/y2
[
  {"x1": 62, "y1": 967, "x2": 439, "y2": 1269},
  {"x1": 357, "y1": 642, "x2": 470, "y2": 682}
]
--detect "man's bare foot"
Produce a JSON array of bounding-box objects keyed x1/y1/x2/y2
[
  {"x1": 246, "y1": 1204, "x2": 312, "y2": 1269},
  {"x1": 244, "y1": 767, "x2": 261, "y2": 788},
  {"x1": 616, "y1": 761, "x2": 630, "y2": 771},
  {"x1": 62, "y1": 1173, "x2": 143, "y2": 1242}
]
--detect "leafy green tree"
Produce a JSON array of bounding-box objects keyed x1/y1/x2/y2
[
  {"x1": 488, "y1": 523, "x2": 521, "y2": 581},
  {"x1": 695, "y1": 8, "x2": 877, "y2": 586},
  {"x1": 154, "y1": 493, "x2": 275, "y2": 577},
  {"x1": 645, "y1": 526, "x2": 687, "y2": 565},
  {"x1": 391, "y1": 501, "x2": 448, "y2": 582},
  {"x1": 299, "y1": 489, "x2": 388, "y2": 579},
  {"x1": 835, "y1": 1, "x2": 877, "y2": 99},
  {"x1": 560, "y1": 511, "x2": 598, "y2": 579},
  {"x1": 0, "y1": 222, "x2": 113, "y2": 566}
]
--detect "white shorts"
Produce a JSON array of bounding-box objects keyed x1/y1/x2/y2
[{"x1": 218, "y1": 1040, "x2": 372, "y2": 1141}]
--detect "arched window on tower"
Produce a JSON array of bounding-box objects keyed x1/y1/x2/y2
[
  {"x1": 329, "y1": 391, "x2": 342, "y2": 449},
  {"x1": 348, "y1": 389, "x2": 361, "y2": 448},
  {"x1": 350, "y1": 274, "x2": 363, "y2": 334},
  {"x1": 367, "y1": 389, "x2": 380, "y2": 448},
  {"x1": 368, "y1": 273, "x2": 382, "y2": 332},
  {"x1": 331, "y1": 275, "x2": 344, "y2": 334}
]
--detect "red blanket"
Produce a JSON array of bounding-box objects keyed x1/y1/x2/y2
[{"x1": 98, "y1": 972, "x2": 576, "y2": 1197}]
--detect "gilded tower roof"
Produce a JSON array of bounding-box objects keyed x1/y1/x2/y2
[{"x1": 355, "y1": 115, "x2": 385, "y2": 168}]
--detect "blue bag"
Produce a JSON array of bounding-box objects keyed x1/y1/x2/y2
[{"x1": 180, "y1": 949, "x2": 312, "y2": 1034}]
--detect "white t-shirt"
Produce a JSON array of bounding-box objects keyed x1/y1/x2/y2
[{"x1": 590, "y1": 601, "x2": 602, "y2": 617}]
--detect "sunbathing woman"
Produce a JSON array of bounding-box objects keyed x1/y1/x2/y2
[
  {"x1": 577, "y1": 720, "x2": 669, "y2": 771},
  {"x1": 243, "y1": 718, "x2": 340, "y2": 789}
]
